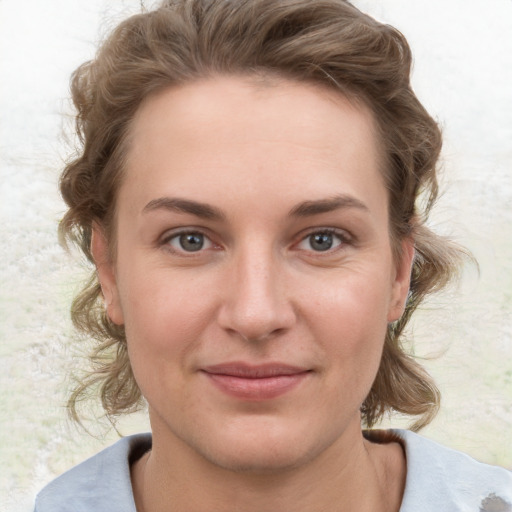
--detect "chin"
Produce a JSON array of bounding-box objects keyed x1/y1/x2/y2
[
  {"x1": 203, "y1": 441, "x2": 315, "y2": 475},
  {"x1": 187, "y1": 417, "x2": 341, "y2": 475}
]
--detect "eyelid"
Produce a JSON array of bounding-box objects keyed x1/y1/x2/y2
[
  {"x1": 294, "y1": 227, "x2": 353, "y2": 252},
  {"x1": 159, "y1": 227, "x2": 218, "y2": 255},
  {"x1": 157, "y1": 226, "x2": 353, "y2": 255}
]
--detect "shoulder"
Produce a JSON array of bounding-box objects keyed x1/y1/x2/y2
[
  {"x1": 391, "y1": 429, "x2": 512, "y2": 511},
  {"x1": 34, "y1": 433, "x2": 151, "y2": 512}
]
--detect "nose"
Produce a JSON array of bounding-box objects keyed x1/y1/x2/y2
[{"x1": 217, "y1": 244, "x2": 296, "y2": 343}]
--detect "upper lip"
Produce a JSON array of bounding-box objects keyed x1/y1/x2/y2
[{"x1": 201, "y1": 362, "x2": 310, "y2": 378}]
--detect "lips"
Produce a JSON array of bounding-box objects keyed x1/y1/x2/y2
[{"x1": 201, "y1": 363, "x2": 311, "y2": 401}]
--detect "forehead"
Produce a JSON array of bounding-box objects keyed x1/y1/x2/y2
[
  {"x1": 121, "y1": 75, "x2": 385, "y2": 218},
  {"x1": 129, "y1": 75, "x2": 378, "y2": 152}
]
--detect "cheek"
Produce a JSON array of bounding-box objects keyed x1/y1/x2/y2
[
  {"x1": 309, "y1": 266, "x2": 392, "y2": 332},
  {"x1": 117, "y1": 270, "x2": 216, "y2": 379},
  {"x1": 305, "y1": 269, "x2": 391, "y2": 373}
]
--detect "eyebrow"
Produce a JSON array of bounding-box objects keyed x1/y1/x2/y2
[
  {"x1": 142, "y1": 197, "x2": 226, "y2": 221},
  {"x1": 289, "y1": 194, "x2": 369, "y2": 217},
  {"x1": 142, "y1": 193, "x2": 369, "y2": 221}
]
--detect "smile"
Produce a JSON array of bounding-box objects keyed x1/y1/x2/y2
[{"x1": 201, "y1": 363, "x2": 311, "y2": 401}]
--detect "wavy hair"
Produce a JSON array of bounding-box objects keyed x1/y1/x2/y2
[{"x1": 60, "y1": 0, "x2": 465, "y2": 430}]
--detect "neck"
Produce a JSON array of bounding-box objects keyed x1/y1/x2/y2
[{"x1": 131, "y1": 420, "x2": 405, "y2": 512}]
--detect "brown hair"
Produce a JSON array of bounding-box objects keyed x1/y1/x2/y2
[{"x1": 61, "y1": 0, "x2": 464, "y2": 430}]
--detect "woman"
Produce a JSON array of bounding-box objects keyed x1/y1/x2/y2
[{"x1": 34, "y1": 0, "x2": 512, "y2": 510}]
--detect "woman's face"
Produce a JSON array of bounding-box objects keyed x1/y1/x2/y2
[{"x1": 94, "y1": 76, "x2": 413, "y2": 472}]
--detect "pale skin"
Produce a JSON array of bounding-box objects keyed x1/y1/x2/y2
[{"x1": 92, "y1": 76, "x2": 414, "y2": 511}]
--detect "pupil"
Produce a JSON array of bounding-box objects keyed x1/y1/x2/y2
[
  {"x1": 311, "y1": 233, "x2": 333, "y2": 251},
  {"x1": 180, "y1": 233, "x2": 204, "y2": 252}
]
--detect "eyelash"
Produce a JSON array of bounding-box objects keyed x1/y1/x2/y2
[
  {"x1": 296, "y1": 228, "x2": 352, "y2": 254},
  {"x1": 160, "y1": 227, "x2": 352, "y2": 256},
  {"x1": 160, "y1": 229, "x2": 216, "y2": 255}
]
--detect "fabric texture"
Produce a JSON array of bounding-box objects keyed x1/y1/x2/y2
[{"x1": 34, "y1": 429, "x2": 512, "y2": 511}]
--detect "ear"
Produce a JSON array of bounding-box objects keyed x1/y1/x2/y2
[
  {"x1": 91, "y1": 223, "x2": 124, "y2": 325},
  {"x1": 387, "y1": 238, "x2": 415, "y2": 323}
]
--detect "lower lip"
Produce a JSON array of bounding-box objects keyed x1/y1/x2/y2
[{"x1": 203, "y1": 372, "x2": 310, "y2": 401}]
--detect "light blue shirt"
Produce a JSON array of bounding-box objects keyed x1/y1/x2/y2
[{"x1": 34, "y1": 430, "x2": 512, "y2": 511}]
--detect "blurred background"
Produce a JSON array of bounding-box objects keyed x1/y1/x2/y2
[{"x1": 1, "y1": 0, "x2": 511, "y2": 510}]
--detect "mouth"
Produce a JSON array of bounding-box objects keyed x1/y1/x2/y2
[{"x1": 201, "y1": 363, "x2": 311, "y2": 401}]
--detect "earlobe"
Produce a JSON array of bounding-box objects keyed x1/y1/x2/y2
[
  {"x1": 91, "y1": 223, "x2": 124, "y2": 326},
  {"x1": 387, "y1": 238, "x2": 415, "y2": 323}
]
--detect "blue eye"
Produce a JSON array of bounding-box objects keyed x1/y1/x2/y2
[
  {"x1": 167, "y1": 232, "x2": 213, "y2": 252},
  {"x1": 297, "y1": 230, "x2": 345, "y2": 252}
]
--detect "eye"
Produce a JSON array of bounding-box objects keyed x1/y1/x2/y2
[
  {"x1": 296, "y1": 229, "x2": 348, "y2": 252},
  {"x1": 165, "y1": 231, "x2": 214, "y2": 253}
]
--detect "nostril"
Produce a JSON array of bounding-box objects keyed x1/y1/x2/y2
[
  {"x1": 218, "y1": 301, "x2": 295, "y2": 343},
  {"x1": 237, "y1": 327, "x2": 286, "y2": 343}
]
